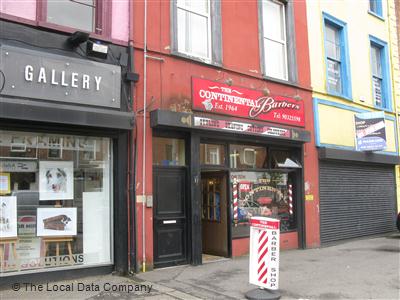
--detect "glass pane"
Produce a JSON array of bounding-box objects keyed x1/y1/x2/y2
[
  {"x1": 262, "y1": 0, "x2": 285, "y2": 41},
  {"x1": 325, "y1": 25, "x2": 340, "y2": 60},
  {"x1": 47, "y1": 0, "x2": 94, "y2": 32},
  {"x1": 231, "y1": 171, "x2": 295, "y2": 236},
  {"x1": 264, "y1": 38, "x2": 287, "y2": 80},
  {"x1": 200, "y1": 144, "x2": 225, "y2": 165},
  {"x1": 153, "y1": 137, "x2": 185, "y2": 166},
  {"x1": 369, "y1": 0, "x2": 377, "y2": 13},
  {"x1": 372, "y1": 76, "x2": 383, "y2": 107},
  {"x1": 229, "y1": 145, "x2": 267, "y2": 169},
  {"x1": 371, "y1": 45, "x2": 382, "y2": 77},
  {"x1": 177, "y1": 0, "x2": 208, "y2": 15},
  {"x1": 0, "y1": 130, "x2": 112, "y2": 274},
  {"x1": 177, "y1": 9, "x2": 209, "y2": 59},
  {"x1": 327, "y1": 59, "x2": 342, "y2": 93}
]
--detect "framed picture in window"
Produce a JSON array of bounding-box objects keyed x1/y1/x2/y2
[
  {"x1": 39, "y1": 161, "x2": 74, "y2": 201},
  {"x1": 79, "y1": 139, "x2": 96, "y2": 161},
  {"x1": 0, "y1": 173, "x2": 11, "y2": 195},
  {"x1": 36, "y1": 207, "x2": 77, "y2": 237},
  {"x1": 0, "y1": 196, "x2": 17, "y2": 238}
]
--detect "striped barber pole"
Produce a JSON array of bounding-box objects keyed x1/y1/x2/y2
[
  {"x1": 257, "y1": 230, "x2": 269, "y2": 284},
  {"x1": 288, "y1": 184, "x2": 293, "y2": 216},
  {"x1": 233, "y1": 178, "x2": 238, "y2": 223}
]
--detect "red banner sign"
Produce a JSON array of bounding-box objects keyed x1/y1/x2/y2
[{"x1": 192, "y1": 78, "x2": 305, "y2": 127}]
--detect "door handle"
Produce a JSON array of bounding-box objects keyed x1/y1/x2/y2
[{"x1": 163, "y1": 220, "x2": 177, "y2": 224}]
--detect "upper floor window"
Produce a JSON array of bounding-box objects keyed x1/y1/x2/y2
[
  {"x1": 39, "y1": 0, "x2": 109, "y2": 36},
  {"x1": 259, "y1": 0, "x2": 297, "y2": 82},
  {"x1": 369, "y1": 0, "x2": 383, "y2": 18},
  {"x1": 172, "y1": 0, "x2": 222, "y2": 64},
  {"x1": 323, "y1": 13, "x2": 352, "y2": 99},
  {"x1": 370, "y1": 36, "x2": 392, "y2": 110},
  {"x1": 261, "y1": 0, "x2": 287, "y2": 80}
]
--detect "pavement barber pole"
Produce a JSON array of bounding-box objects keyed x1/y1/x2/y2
[
  {"x1": 233, "y1": 178, "x2": 238, "y2": 225},
  {"x1": 288, "y1": 184, "x2": 293, "y2": 216},
  {"x1": 246, "y1": 217, "x2": 280, "y2": 300}
]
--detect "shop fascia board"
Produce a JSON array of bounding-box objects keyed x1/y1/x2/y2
[{"x1": 150, "y1": 109, "x2": 311, "y2": 143}]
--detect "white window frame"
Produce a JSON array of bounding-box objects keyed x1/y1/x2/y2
[
  {"x1": 261, "y1": 0, "x2": 288, "y2": 81},
  {"x1": 176, "y1": 0, "x2": 212, "y2": 62}
]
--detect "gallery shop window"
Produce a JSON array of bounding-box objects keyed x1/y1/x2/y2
[
  {"x1": 38, "y1": 0, "x2": 109, "y2": 36},
  {"x1": 323, "y1": 13, "x2": 352, "y2": 99},
  {"x1": 368, "y1": 0, "x2": 383, "y2": 18},
  {"x1": 172, "y1": 0, "x2": 222, "y2": 64},
  {"x1": 152, "y1": 137, "x2": 185, "y2": 166},
  {"x1": 259, "y1": 0, "x2": 297, "y2": 82},
  {"x1": 370, "y1": 36, "x2": 392, "y2": 111},
  {"x1": 0, "y1": 130, "x2": 112, "y2": 275}
]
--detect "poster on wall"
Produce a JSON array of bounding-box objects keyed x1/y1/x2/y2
[
  {"x1": 354, "y1": 111, "x2": 386, "y2": 151},
  {"x1": 0, "y1": 173, "x2": 11, "y2": 194},
  {"x1": 192, "y1": 77, "x2": 305, "y2": 127},
  {"x1": 0, "y1": 196, "x2": 18, "y2": 238},
  {"x1": 36, "y1": 207, "x2": 77, "y2": 236},
  {"x1": 39, "y1": 161, "x2": 74, "y2": 200}
]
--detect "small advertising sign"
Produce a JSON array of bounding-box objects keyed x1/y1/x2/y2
[
  {"x1": 354, "y1": 112, "x2": 386, "y2": 151},
  {"x1": 192, "y1": 78, "x2": 305, "y2": 127},
  {"x1": 249, "y1": 217, "x2": 280, "y2": 290}
]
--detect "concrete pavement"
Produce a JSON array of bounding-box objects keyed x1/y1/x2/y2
[{"x1": 1, "y1": 233, "x2": 399, "y2": 299}]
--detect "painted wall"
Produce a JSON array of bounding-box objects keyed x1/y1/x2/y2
[
  {"x1": 307, "y1": 0, "x2": 396, "y2": 110},
  {"x1": 0, "y1": 0, "x2": 129, "y2": 42},
  {"x1": 132, "y1": 0, "x2": 319, "y2": 270}
]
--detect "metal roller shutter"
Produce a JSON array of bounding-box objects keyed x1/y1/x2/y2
[{"x1": 319, "y1": 161, "x2": 396, "y2": 245}]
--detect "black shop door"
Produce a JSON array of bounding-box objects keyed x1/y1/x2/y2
[{"x1": 153, "y1": 166, "x2": 188, "y2": 268}]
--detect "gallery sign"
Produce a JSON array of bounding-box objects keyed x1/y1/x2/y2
[
  {"x1": 192, "y1": 78, "x2": 305, "y2": 127},
  {"x1": 0, "y1": 45, "x2": 121, "y2": 108},
  {"x1": 354, "y1": 111, "x2": 386, "y2": 151}
]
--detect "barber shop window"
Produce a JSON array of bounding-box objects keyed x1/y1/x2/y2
[
  {"x1": 0, "y1": 130, "x2": 113, "y2": 275},
  {"x1": 38, "y1": 1, "x2": 110, "y2": 36},
  {"x1": 229, "y1": 145, "x2": 267, "y2": 169},
  {"x1": 200, "y1": 143, "x2": 225, "y2": 165}
]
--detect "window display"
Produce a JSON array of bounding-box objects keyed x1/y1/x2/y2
[
  {"x1": 231, "y1": 171, "x2": 295, "y2": 237},
  {"x1": 0, "y1": 130, "x2": 112, "y2": 275}
]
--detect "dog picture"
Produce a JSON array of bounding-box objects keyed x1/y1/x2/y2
[
  {"x1": 37, "y1": 207, "x2": 77, "y2": 236},
  {"x1": 39, "y1": 161, "x2": 73, "y2": 201},
  {"x1": 45, "y1": 168, "x2": 67, "y2": 193},
  {"x1": 43, "y1": 214, "x2": 72, "y2": 231}
]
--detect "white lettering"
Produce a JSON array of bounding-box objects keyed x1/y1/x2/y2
[
  {"x1": 94, "y1": 76, "x2": 102, "y2": 91},
  {"x1": 61, "y1": 71, "x2": 69, "y2": 87},
  {"x1": 25, "y1": 65, "x2": 33, "y2": 81},
  {"x1": 82, "y1": 75, "x2": 90, "y2": 89},
  {"x1": 71, "y1": 73, "x2": 78, "y2": 88},
  {"x1": 37, "y1": 67, "x2": 47, "y2": 83},
  {"x1": 51, "y1": 69, "x2": 58, "y2": 85}
]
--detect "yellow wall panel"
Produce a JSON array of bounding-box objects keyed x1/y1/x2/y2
[{"x1": 318, "y1": 104, "x2": 355, "y2": 147}]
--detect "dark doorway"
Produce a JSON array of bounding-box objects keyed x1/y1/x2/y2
[
  {"x1": 153, "y1": 166, "x2": 188, "y2": 268},
  {"x1": 201, "y1": 171, "x2": 229, "y2": 259}
]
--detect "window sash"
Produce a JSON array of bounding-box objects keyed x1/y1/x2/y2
[
  {"x1": 176, "y1": 0, "x2": 211, "y2": 61},
  {"x1": 262, "y1": 0, "x2": 288, "y2": 80}
]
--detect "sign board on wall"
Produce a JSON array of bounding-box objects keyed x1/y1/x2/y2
[
  {"x1": 192, "y1": 78, "x2": 305, "y2": 127},
  {"x1": 249, "y1": 217, "x2": 280, "y2": 290},
  {"x1": 354, "y1": 111, "x2": 386, "y2": 151},
  {"x1": 0, "y1": 45, "x2": 121, "y2": 108}
]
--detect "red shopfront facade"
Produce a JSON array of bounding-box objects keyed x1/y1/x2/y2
[{"x1": 148, "y1": 78, "x2": 313, "y2": 268}]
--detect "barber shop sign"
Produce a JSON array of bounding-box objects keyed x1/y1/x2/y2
[{"x1": 192, "y1": 78, "x2": 305, "y2": 127}]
